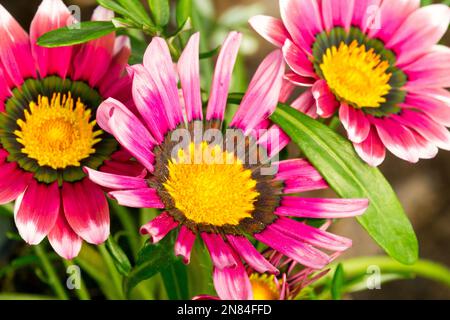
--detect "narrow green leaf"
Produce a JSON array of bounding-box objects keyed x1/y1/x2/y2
[
  {"x1": 149, "y1": 0, "x2": 170, "y2": 27},
  {"x1": 176, "y1": 0, "x2": 192, "y2": 27},
  {"x1": 161, "y1": 260, "x2": 189, "y2": 300},
  {"x1": 271, "y1": 104, "x2": 418, "y2": 265},
  {"x1": 116, "y1": 0, "x2": 153, "y2": 26},
  {"x1": 106, "y1": 237, "x2": 132, "y2": 276},
  {"x1": 37, "y1": 21, "x2": 117, "y2": 48},
  {"x1": 124, "y1": 236, "x2": 177, "y2": 296},
  {"x1": 331, "y1": 264, "x2": 345, "y2": 300}
]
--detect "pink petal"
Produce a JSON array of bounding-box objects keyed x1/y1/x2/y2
[
  {"x1": 312, "y1": 80, "x2": 339, "y2": 118},
  {"x1": 373, "y1": 117, "x2": 420, "y2": 163},
  {"x1": 386, "y1": 4, "x2": 450, "y2": 67},
  {"x1": 272, "y1": 217, "x2": 353, "y2": 251},
  {"x1": 280, "y1": 0, "x2": 323, "y2": 55},
  {"x1": 404, "y1": 89, "x2": 450, "y2": 127},
  {"x1": 282, "y1": 39, "x2": 316, "y2": 78},
  {"x1": 62, "y1": 178, "x2": 109, "y2": 245},
  {"x1": 97, "y1": 98, "x2": 156, "y2": 172},
  {"x1": 143, "y1": 37, "x2": 184, "y2": 128},
  {"x1": 257, "y1": 125, "x2": 290, "y2": 159},
  {"x1": 14, "y1": 180, "x2": 59, "y2": 245},
  {"x1": 291, "y1": 89, "x2": 319, "y2": 118},
  {"x1": 140, "y1": 212, "x2": 178, "y2": 243},
  {"x1": 351, "y1": 0, "x2": 382, "y2": 33},
  {"x1": 279, "y1": 78, "x2": 295, "y2": 103},
  {"x1": 284, "y1": 72, "x2": 316, "y2": 87},
  {"x1": 48, "y1": 208, "x2": 82, "y2": 260},
  {"x1": 411, "y1": 132, "x2": 439, "y2": 160},
  {"x1": 354, "y1": 127, "x2": 386, "y2": 167},
  {"x1": 213, "y1": 259, "x2": 253, "y2": 300},
  {"x1": 201, "y1": 232, "x2": 238, "y2": 269},
  {"x1": 404, "y1": 45, "x2": 450, "y2": 89},
  {"x1": 368, "y1": 0, "x2": 420, "y2": 42},
  {"x1": 0, "y1": 5, "x2": 36, "y2": 87},
  {"x1": 83, "y1": 167, "x2": 148, "y2": 190},
  {"x1": 72, "y1": 7, "x2": 115, "y2": 86},
  {"x1": 174, "y1": 226, "x2": 196, "y2": 264},
  {"x1": 276, "y1": 197, "x2": 369, "y2": 219},
  {"x1": 255, "y1": 223, "x2": 330, "y2": 269},
  {"x1": 339, "y1": 103, "x2": 371, "y2": 143},
  {"x1": 227, "y1": 235, "x2": 278, "y2": 274},
  {"x1": 178, "y1": 32, "x2": 203, "y2": 122},
  {"x1": 321, "y1": 0, "x2": 355, "y2": 31},
  {"x1": 394, "y1": 110, "x2": 450, "y2": 151},
  {"x1": 0, "y1": 162, "x2": 32, "y2": 205},
  {"x1": 206, "y1": 32, "x2": 242, "y2": 122},
  {"x1": 230, "y1": 50, "x2": 285, "y2": 134},
  {"x1": 30, "y1": 0, "x2": 73, "y2": 78},
  {"x1": 248, "y1": 15, "x2": 290, "y2": 47},
  {"x1": 109, "y1": 188, "x2": 164, "y2": 208}
]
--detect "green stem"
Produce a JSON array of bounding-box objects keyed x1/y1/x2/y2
[
  {"x1": 110, "y1": 200, "x2": 140, "y2": 257},
  {"x1": 34, "y1": 245, "x2": 69, "y2": 300},
  {"x1": 63, "y1": 260, "x2": 91, "y2": 300},
  {"x1": 98, "y1": 244, "x2": 125, "y2": 299},
  {"x1": 315, "y1": 256, "x2": 450, "y2": 290}
]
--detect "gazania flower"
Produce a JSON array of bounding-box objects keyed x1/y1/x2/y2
[
  {"x1": 85, "y1": 32, "x2": 369, "y2": 300},
  {"x1": 250, "y1": 0, "x2": 450, "y2": 166},
  {"x1": 0, "y1": 0, "x2": 139, "y2": 259}
]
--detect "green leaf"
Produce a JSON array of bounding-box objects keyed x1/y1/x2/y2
[
  {"x1": 97, "y1": 0, "x2": 130, "y2": 17},
  {"x1": 161, "y1": 260, "x2": 189, "y2": 300},
  {"x1": 116, "y1": 0, "x2": 153, "y2": 26},
  {"x1": 124, "y1": 236, "x2": 177, "y2": 296},
  {"x1": 106, "y1": 237, "x2": 132, "y2": 276},
  {"x1": 271, "y1": 104, "x2": 418, "y2": 265},
  {"x1": 37, "y1": 21, "x2": 117, "y2": 48},
  {"x1": 149, "y1": 0, "x2": 170, "y2": 27},
  {"x1": 176, "y1": 0, "x2": 192, "y2": 27},
  {"x1": 331, "y1": 264, "x2": 345, "y2": 300}
]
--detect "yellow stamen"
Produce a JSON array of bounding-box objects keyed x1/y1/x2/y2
[
  {"x1": 15, "y1": 93, "x2": 101, "y2": 170},
  {"x1": 163, "y1": 142, "x2": 259, "y2": 226},
  {"x1": 250, "y1": 274, "x2": 280, "y2": 300},
  {"x1": 320, "y1": 40, "x2": 392, "y2": 108}
]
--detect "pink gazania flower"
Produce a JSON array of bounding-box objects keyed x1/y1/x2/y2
[
  {"x1": 85, "y1": 31, "x2": 369, "y2": 300},
  {"x1": 250, "y1": 0, "x2": 450, "y2": 166},
  {"x1": 0, "y1": 0, "x2": 140, "y2": 259}
]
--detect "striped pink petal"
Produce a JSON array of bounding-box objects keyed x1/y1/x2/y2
[
  {"x1": 14, "y1": 180, "x2": 60, "y2": 245},
  {"x1": 276, "y1": 197, "x2": 368, "y2": 219},
  {"x1": 140, "y1": 212, "x2": 178, "y2": 244},
  {"x1": 230, "y1": 50, "x2": 284, "y2": 134},
  {"x1": 350, "y1": 0, "x2": 381, "y2": 33},
  {"x1": 272, "y1": 217, "x2": 353, "y2": 251},
  {"x1": 354, "y1": 127, "x2": 386, "y2": 167},
  {"x1": 282, "y1": 39, "x2": 316, "y2": 78},
  {"x1": 0, "y1": 4, "x2": 36, "y2": 87},
  {"x1": 257, "y1": 125, "x2": 290, "y2": 159},
  {"x1": 97, "y1": 98, "x2": 156, "y2": 172},
  {"x1": 201, "y1": 232, "x2": 238, "y2": 269},
  {"x1": 109, "y1": 188, "x2": 164, "y2": 208},
  {"x1": 62, "y1": 178, "x2": 109, "y2": 245},
  {"x1": 284, "y1": 72, "x2": 316, "y2": 87},
  {"x1": 274, "y1": 159, "x2": 328, "y2": 193},
  {"x1": 227, "y1": 235, "x2": 278, "y2": 274},
  {"x1": 213, "y1": 258, "x2": 252, "y2": 300},
  {"x1": 321, "y1": 0, "x2": 355, "y2": 31},
  {"x1": 404, "y1": 89, "x2": 450, "y2": 127},
  {"x1": 206, "y1": 32, "x2": 242, "y2": 122},
  {"x1": 249, "y1": 15, "x2": 290, "y2": 48},
  {"x1": 0, "y1": 162, "x2": 32, "y2": 205},
  {"x1": 291, "y1": 89, "x2": 319, "y2": 118},
  {"x1": 83, "y1": 167, "x2": 148, "y2": 190},
  {"x1": 412, "y1": 132, "x2": 439, "y2": 160},
  {"x1": 386, "y1": 4, "x2": 450, "y2": 67},
  {"x1": 30, "y1": 0, "x2": 73, "y2": 78},
  {"x1": 143, "y1": 37, "x2": 184, "y2": 129},
  {"x1": 48, "y1": 208, "x2": 82, "y2": 260},
  {"x1": 178, "y1": 32, "x2": 203, "y2": 122},
  {"x1": 339, "y1": 103, "x2": 371, "y2": 144},
  {"x1": 174, "y1": 226, "x2": 196, "y2": 264},
  {"x1": 312, "y1": 80, "x2": 339, "y2": 118}
]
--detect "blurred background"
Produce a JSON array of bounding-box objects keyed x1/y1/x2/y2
[{"x1": 0, "y1": 0, "x2": 449, "y2": 299}]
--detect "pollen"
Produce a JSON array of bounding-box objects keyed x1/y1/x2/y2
[
  {"x1": 320, "y1": 40, "x2": 392, "y2": 108},
  {"x1": 163, "y1": 142, "x2": 260, "y2": 227},
  {"x1": 249, "y1": 274, "x2": 280, "y2": 300},
  {"x1": 15, "y1": 93, "x2": 102, "y2": 170}
]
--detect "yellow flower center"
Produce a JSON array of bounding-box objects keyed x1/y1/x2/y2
[
  {"x1": 250, "y1": 274, "x2": 280, "y2": 300},
  {"x1": 320, "y1": 40, "x2": 392, "y2": 108},
  {"x1": 163, "y1": 142, "x2": 259, "y2": 226},
  {"x1": 15, "y1": 93, "x2": 102, "y2": 170}
]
